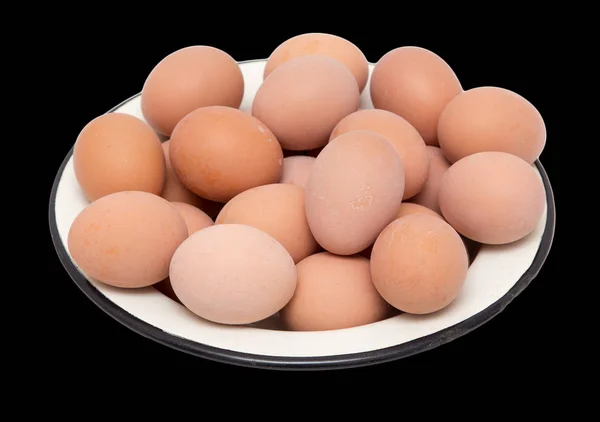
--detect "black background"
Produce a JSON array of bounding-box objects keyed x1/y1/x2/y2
[{"x1": 46, "y1": 20, "x2": 561, "y2": 379}]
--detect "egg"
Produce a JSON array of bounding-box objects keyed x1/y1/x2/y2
[
  {"x1": 396, "y1": 202, "x2": 442, "y2": 220},
  {"x1": 170, "y1": 202, "x2": 213, "y2": 235},
  {"x1": 409, "y1": 146, "x2": 451, "y2": 213},
  {"x1": 438, "y1": 86, "x2": 546, "y2": 164},
  {"x1": 67, "y1": 191, "x2": 188, "y2": 288},
  {"x1": 370, "y1": 46, "x2": 462, "y2": 146},
  {"x1": 169, "y1": 106, "x2": 283, "y2": 203},
  {"x1": 280, "y1": 156, "x2": 316, "y2": 189},
  {"x1": 306, "y1": 130, "x2": 405, "y2": 255},
  {"x1": 438, "y1": 151, "x2": 545, "y2": 245},
  {"x1": 264, "y1": 33, "x2": 369, "y2": 92},
  {"x1": 141, "y1": 46, "x2": 244, "y2": 136},
  {"x1": 279, "y1": 252, "x2": 391, "y2": 331},
  {"x1": 169, "y1": 224, "x2": 297, "y2": 325},
  {"x1": 73, "y1": 113, "x2": 165, "y2": 202},
  {"x1": 160, "y1": 140, "x2": 203, "y2": 208},
  {"x1": 252, "y1": 55, "x2": 360, "y2": 151},
  {"x1": 216, "y1": 184, "x2": 318, "y2": 263},
  {"x1": 371, "y1": 214, "x2": 469, "y2": 314},
  {"x1": 330, "y1": 109, "x2": 430, "y2": 199}
]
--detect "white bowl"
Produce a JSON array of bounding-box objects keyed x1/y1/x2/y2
[{"x1": 49, "y1": 59, "x2": 556, "y2": 370}]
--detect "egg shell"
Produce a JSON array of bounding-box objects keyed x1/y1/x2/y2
[
  {"x1": 280, "y1": 156, "x2": 316, "y2": 189},
  {"x1": 67, "y1": 191, "x2": 188, "y2": 288},
  {"x1": 264, "y1": 33, "x2": 369, "y2": 92},
  {"x1": 409, "y1": 146, "x2": 451, "y2": 213},
  {"x1": 170, "y1": 202, "x2": 213, "y2": 235},
  {"x1": 216, "y1": 183, "x2": 318, "y2": 263},
  {"x1": 370, "y1": 46, "x2": 462, "y2": 146},
  {"x1": 370, "y1": 214, "x2": 469, "y2": 314},
  {"x1": 437, "y1": 86, "x2": 546, "y2": 164},
  {"x1": 330, "y1": 109, "x2": 430, "y2": 199},
  {"x1": 438, "y1": 151, "x2": 545, "y2": 245},
  {"x1": 141, "y1": 46, "x2": 244, "y2": 136},
  {"x1": 252, "y1": 55, "x2": 360, "y2": 151},
  {"x1": 306, "y1": 130, "x2": 405, "y2": 255},
  {"x1": 169, "y1": 224, "x2": 297, "y2": 325},
  {"x1": 280, "y1": 252, "x2": 391, "y2": 331},
  {"x1": 73, "y1": 113, "x2": 165, "y2": 202},
  {"x1": 169, "y1": 106, "x2": 283, "y2": 203}
]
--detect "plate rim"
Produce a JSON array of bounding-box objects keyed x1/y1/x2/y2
[{"x1": 48, "y1": 58, "x2": 556, "y2": 371}]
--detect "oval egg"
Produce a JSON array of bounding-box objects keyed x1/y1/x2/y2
[
  {"x1": 141, "y1": 46, "x2": 244, "y2": 136},
  {"x1": 252, "y1": 55, "x2": 360, "y2": 151},
  {"x1": 305, "y1": 130, "x2": 405, "y2": 255},
  {"x1": 280, "y1": 156, "x2": 316, "y2": 189},
  {"x1": 409, "y1": 146, "x2": 451, "y2": 213},
  {"x1": 438, "y1": 151, "x2": 545, "y2": 244},
  {"x1": 170, "y1": 202, "x2": 214, "y2": 235},
  {"x1": 169, "y1": 224, "x2": 297, "y2": 325},
  {"x1": 67, "y1": 191, "x2": 188, "y2": 288},
  {"x1": 438, "y1": 86, "x2": 546, "y2": 164},
  {"x1": 73, "y1": 113, "x2": 165, "y2": 202},
  {"x1": 370, "y1": 46, "x2": 462, "y2": 146},
  {"x1": 169, "y1": 106, "x2": 283, "y2": 203}
]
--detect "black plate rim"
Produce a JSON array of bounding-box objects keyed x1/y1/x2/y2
[{"x1": 48, "y1": 59, "x2": 556, "y2": 371}]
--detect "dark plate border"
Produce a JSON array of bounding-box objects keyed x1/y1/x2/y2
[{"x1": 48, "y1": 60, "x2": 556, "y2": 371}]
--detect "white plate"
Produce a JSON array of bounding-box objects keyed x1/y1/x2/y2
[{"x1": 49, "y1": 59, "x2": 556, "y2": 370}]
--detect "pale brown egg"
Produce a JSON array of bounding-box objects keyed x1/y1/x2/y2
[
  {"x1": 141, "y1": 46, "x2": 244, "y2": 136},
  {"x1": 170, "y1": 202, "x2": 213, "y2": 235},
  {"x1": 160, "y1": 140, "x2": 203, "y2": 208},
  {"x1": 330, "y1": 109, "x2": 429, "y2": 199},
  {"x1": 280, "y1": 156, "x2": 315, "y2": 189},
  {"x1": 264, "y1": 33, "x2": 369, "y2": 92},
  {"x1": 252, "y1": 55, "x2": 360, "y2": 151},
  {"x1": 169, "y1": 224, "x2": 297, "y2": 325},
  {"x1": 306, "y1": 130, "x2": 405, "y2": 255},
  {"x1": 409, "y1": 146, "x2": 451, "y2": 213},
  {"x1": 439, "y1": 151, "x2": 545, "y2": 245},
  {"x1": 396, "y1": 202, "x2": 442, "y2": 220},
  {"x1": 169, "y1": 106, "x2": 283, "y2": 203},
  {"x1": 371, "y1": 214, "x2": 469, "y2": 314},
  {"x1": 280, "y1": 252, "x2": 391, "y2": 331},
  {"x1": 67, "y1": 191, "x2": 188, "y2": 288},
  {"x1": 73, "y1": 113, "x2": 165, "y2": 202},
  {"x1": 370, "y1": 46, "x2": 462, "y2": 146},
  {"x1": 438, "y1": 86, "x2": 546, "y2": 164},
  {"x1": 216, "y1": 184, "x2": 318, "y2": 263}
]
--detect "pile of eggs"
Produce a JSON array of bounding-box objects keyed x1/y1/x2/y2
[{"x1": 67, "y1": 33, "x2": 547, "y2": 332}]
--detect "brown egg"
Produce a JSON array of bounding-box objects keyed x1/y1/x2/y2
[
  {"x1": 330, "y1": 109, "x2": 430, "y2": 199},
  {"x1": 280, "y1": 156, "x2": 315, "y2": 189},
  {"x1": 73, "y1": 113, "x2": 165, "y2": 202},
  {"x1": 371, "y1": 214, "x2": 469, "y2": 314},
  {"x1": 409, "y1": 146, "x2": 451, "y2": 213},
  {"x1": 439, "y1": 151, "x2": 545, "y2": 245},
  {"x1": 396, "y1": 202, "x2": 442, "y2": 220},
  {"x1": 67, "y1": 191, "x2": 188, "y2": 288},
  {"x1": 216, "y1": 184, "x2": 318, "y2": 263},
  {"x1": 169, "y1": 106, "x2": 283, "y2": 203},
  {"x1": 438, "y1": 86, "x2": 546, "y2": 164},
  {"x1": 306, "y1": 130, "x2": 405, "y2": 255},
  {"x1": 370, "y1": 46, "x2": 462, "y2": 146},
  {"x1": 280, "y1": 252, "x2": 391, "y2": 331},
  {"x1": 170, "y1": 202, "x2": 213, "y2": 235},
  {"x1": 264, "y1": 33, "x2": 369, "y2": 92},
  {"x1": 169, "y1": 224, "x2": 297, "y2": 325},
  {"x1": 160, "y1": 140, "x2": 204, "y2": 208},
  {"x1": 252, "y1": 55, "x2": 360, "y2": 151},
  {"x1": 141, "y1": 46, "x2": 244, "y2": 136}
]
